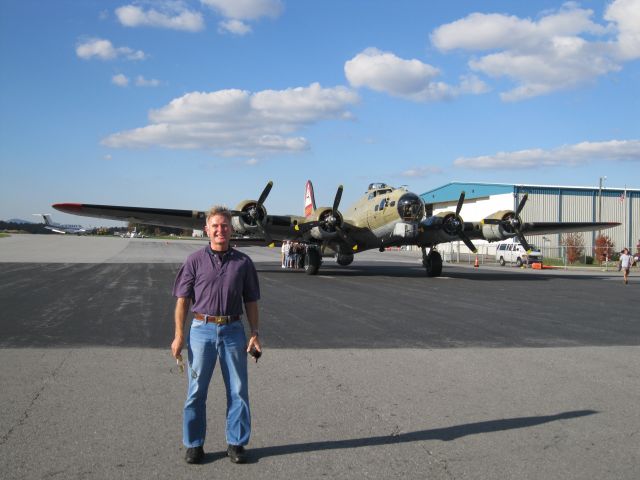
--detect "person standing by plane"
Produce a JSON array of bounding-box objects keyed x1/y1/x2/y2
[
  {"x1": 619, "y1": 248, "x2": 633, "y2": 285},
  {"x1": 171, "y1": 206, "x2": 261, "y2": 465},
  {"x1": 281, "y1": 240, "x2": 286, "y2": 268}
]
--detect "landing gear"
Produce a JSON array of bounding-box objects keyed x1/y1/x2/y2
[
  {"x1": 422, "y1": 247, "x2": 443, "y2": 277},
  {"x1": 304, "y1": 248, "x2": 321, "y2": 275},
  {"x1": 336, "y1": 253, "x2": 354, "y2": 266}
]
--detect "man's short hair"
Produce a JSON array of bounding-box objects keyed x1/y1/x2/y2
[{"x1": 207, "y1": 205, "x2": 232, "y2": 223}]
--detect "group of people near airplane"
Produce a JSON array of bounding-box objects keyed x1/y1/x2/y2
[{"x1": 281, "y1": 240, "x2": 307, "y2": 269}]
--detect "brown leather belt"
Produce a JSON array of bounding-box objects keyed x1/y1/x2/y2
[{"x1": 194, "y1": 313, "x2": 241, "y2": 325}]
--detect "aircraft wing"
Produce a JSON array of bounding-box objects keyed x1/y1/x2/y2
[
  {"x1": 519, "y1": 221, "x2": 619, "y2": 236},
  {"x1": 460, "y1": 220, "x2": 619, "y2": 240},
  {"x1": 53, "y1": 203, "x2": 208, "y2": 230},
  {"x1": 45, "y1": 226, "x2": 67, "y2": 234},
  {"x1": 53, "y1": 202, "x2": 296, "y2": 243}
]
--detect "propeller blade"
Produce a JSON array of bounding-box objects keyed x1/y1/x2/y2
[
  {"x1": 332, "y1": 185, "x2": 343, "y2": 215},
  {"x1": 515, "y1": 193, "x2": 528, "y2": 217},
  {"x1": 456, "y1": 191, "x2": 466, "y2": 216},
  {"x1": 257, "y1": 181, "x2": 273, "y2": 207},
  {"x1": 517, "y1": 233, "x2": 532, "y2": 253},
  {"x1": 459, "y1": 232, "x2": 477, "y2": 253},
  {"x1": 255, "y1": 222, "x2": 274, "y2": 246}
]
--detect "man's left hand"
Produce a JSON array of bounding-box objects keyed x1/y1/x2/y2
[{"x1": 247, "y1": 334, "x2": 261, "y2": 362}]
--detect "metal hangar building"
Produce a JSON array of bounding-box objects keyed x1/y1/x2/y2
[{"x1": 420, "y1": 182, "x2": 639, "y2": 252}]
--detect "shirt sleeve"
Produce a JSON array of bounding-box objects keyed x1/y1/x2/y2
[
  {"x1": 172, "y1": 257, "x2": 196, "y2": 300},
  {"x1": 243, "y1": 258, "x2": 260, "y2": 303}
]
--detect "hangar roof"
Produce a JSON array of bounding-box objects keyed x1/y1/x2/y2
[
  {"x1": 420, "y1": 182, "x2": 513, "y2": 204},
  {"x1": 421, "y1": 181, "x2": 639, "y2": 204}
]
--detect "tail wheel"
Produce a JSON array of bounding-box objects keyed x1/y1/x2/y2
[{"x1": 304, "y1": 248, "x2": 321, "y2": 275}]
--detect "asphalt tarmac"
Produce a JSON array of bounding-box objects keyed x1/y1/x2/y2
[{"x1": 1, "y1": 235, "x2": 638, "y2": 479}]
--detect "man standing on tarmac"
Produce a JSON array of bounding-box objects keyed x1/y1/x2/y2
[{"x1": 171, "y1": 206, "x2": 262, "y2": 465}]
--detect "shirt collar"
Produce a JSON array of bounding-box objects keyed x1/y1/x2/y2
[{"x1": 206, "y1": 245, "x2": 233, "y2": 258}]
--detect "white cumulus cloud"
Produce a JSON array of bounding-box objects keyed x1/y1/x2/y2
[
  {"x1": 430, "y1": 0, "x2": 640, "y2": 101},
  {"x1": 112, "y1": 74, "x2": 130, "y2": 87},
  {"x1": 604, "y1": 0, "x2": 640, "y2": 60},
  {"x1": 116, "y1": 4, "x2": 204, "y2": 31},
  {"x1": 400, "y1": 165, "x2": 444, "y2": 178},
  {"x1": 344, "y1": 48, "x2": 488, "y2": 102},
  {"x1": 453, "y1": 140, "x2": 640, "y2": 170},
  {"x1": 135, "y1": 75, "x2": 161, "y2": 87},
  {"x1": 218, "y1": 19, "x2": 252, "y2": 35},
  {"x1": 102, "y1": 83, "x2": 359, "y2": 157},
  {"x1": 201, "y1": 0, "x2": 283, "y2": 20},
  {"x1": 76, "y1": 38, "x2": 146, "y2": 61}
]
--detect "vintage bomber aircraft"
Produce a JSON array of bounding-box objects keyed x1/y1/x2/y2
[{"x1": 53, "y1": 181, "x2": 618, "y2": 276}]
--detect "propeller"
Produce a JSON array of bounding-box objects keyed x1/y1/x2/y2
[
  {"x1": 295, "y1": 185, "x2": 357, "y2": 250},
  {"x1": 484, "y1": 193, "x2": 532, "y2": 251},
  {"x1": 237, "y1": 181, "x2": 274, "y2": 246},
  {"x1": 443, "y1": 191, "x2": 477, "y2": 253}
]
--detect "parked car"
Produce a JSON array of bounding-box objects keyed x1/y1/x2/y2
[{"x1": 495, "y1": 239, "x2": 543, "y2": 266}]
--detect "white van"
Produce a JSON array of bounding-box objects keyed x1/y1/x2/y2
[{"x1": 495, "y1": 239, "x2": 543, "y2": 266}]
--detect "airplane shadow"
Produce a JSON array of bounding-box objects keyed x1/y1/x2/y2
[
  {"x1": 200, "y1": 409, "x2": 596, "y2": 464},
  {"x1": 255, "y1": 263, "x2": 603, "y2": 281}
]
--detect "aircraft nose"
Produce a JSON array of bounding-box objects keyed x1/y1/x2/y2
[{"x1": 397, "y1": 193, "x2": 424, "y2": 221}]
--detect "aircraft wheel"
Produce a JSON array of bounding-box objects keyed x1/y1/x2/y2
[
  {"x1": 336, "y1": 253, "x2": 353, "y2": 266},
  {"x1": 516, "y1": 257, "x2": 523, "y2": 267},
  {"x1": 425, "y1": 251, "x2": 443, "y2": 277},
  {"x1": 499, "y1": 256, "x2": 505, "y2": 266},
  {"x1": 304, "y1": 249, "x2": 321, "y2": 275}
]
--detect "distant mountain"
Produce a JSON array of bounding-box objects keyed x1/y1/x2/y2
[{"x1": 7, "y1": 218, "x2": 35, "y2": 224}]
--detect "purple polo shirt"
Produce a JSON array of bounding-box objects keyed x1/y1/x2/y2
[{"x1": 172, "y1": 246, "x2": 260, "y2": 316}]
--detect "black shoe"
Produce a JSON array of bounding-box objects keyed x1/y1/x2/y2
[
  {"x1": 185, "y1": 446, "x2": 204, "y2": 464},
  {"x1": 227, "y1": 445, "x2": 247, "y2": 464}
]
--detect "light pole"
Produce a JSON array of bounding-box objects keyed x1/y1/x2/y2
[
  {"x1": 598, "y1": 176, "x2": 607, "y2": 222},
  {"x1": 542, "y1": 236, "x2": 550, "y2": 259}
]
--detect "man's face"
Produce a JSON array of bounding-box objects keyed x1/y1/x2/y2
[{"x1": 206, "y1": 214, "x2": 232, "y2": 251}]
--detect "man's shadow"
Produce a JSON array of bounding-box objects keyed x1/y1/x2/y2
[{"x1": 201, "y1": 409, "x2": 597, "y2": 463}]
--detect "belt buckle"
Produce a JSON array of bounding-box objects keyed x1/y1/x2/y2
[{"x1": 209, "y1": 315, "x2": 228, "y2": 325}]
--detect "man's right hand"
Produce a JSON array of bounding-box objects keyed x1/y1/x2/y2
[{"x1": 171, "y1": 336, "x2": 184, "y2": 359}]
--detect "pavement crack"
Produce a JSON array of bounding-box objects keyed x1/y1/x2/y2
[
  {"x1": 424, "y1": 448, "x2": 456, "y2": 480},
  {"x1": 0, "y1": 353, "x2": 69, "y2": 446}
]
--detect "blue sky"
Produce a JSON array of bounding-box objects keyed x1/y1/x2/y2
[{"x1": 1, "y1": 0, "x2": 639, "y2": 227}]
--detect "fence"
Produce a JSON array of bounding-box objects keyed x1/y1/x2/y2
[{"x1": 435, "y1": 242, "x2": 640, "y2": 270}]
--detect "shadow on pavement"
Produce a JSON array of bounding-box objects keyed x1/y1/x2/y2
[{"x1": 245, "y1": 410, "x2": 597, "y2": 461}]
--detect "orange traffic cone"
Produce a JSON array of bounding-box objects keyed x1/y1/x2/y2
[{"x1": 474, "y1": 255, "x2": 479, "y2": 268}]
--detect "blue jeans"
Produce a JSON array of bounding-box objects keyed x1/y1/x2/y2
[{"x1": 183, "y1": 319, "x2": 251, "y2": 448}]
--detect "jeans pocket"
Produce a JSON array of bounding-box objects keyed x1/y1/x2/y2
[{"x1": 192, "y1": 319, "x2": 205, "y2": 328}]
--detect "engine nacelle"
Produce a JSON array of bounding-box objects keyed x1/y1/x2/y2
[
  {"x1": 436, "y1": 211, "x2": 465, "y2": 241},
  {"x1": 231, "y1": 199, "x2": 267, "y2": 234},
  {"x1": 420, "y1": 212, "x2": 461, "y2": 243},
  {"x1": 307, "y1": 207, "x2": 343, "y2": 240},
  {"x1": 482, "y1": 210, "x2": 516, "y2": 241}
]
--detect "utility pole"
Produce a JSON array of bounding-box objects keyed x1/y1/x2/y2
[{"x1": 598, "y1": 176, "x2": 607, "y2": 222}]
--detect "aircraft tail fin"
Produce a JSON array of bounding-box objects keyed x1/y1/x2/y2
[
  {"x1": 304, "y1": 180, "x2": 316, "y2": 217},
  {"x1": 34, "y1": 214, "x2": 53, "y2": 225}
]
